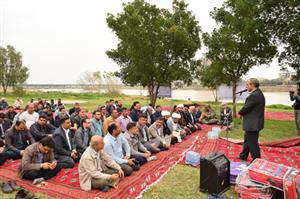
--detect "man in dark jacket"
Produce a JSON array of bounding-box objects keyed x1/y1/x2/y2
[
  {"x1": 30, "y1": 115, "x2": 56, "y2": 141},
  {"x1": 290, "y1": 81, "x2": 300, "y2": 135},
  {"x1": 130, "y1": 102, "x2": 142, "y2": 122},
  {"x1": 53, "y1": 117, "x2": 79, "y2": 168},
  {"x1": 18, "y1": 136, "x2": 62, "y2": 183},
  {"x1": 238, "y1": 78, "x2": 265, "y2": 161},
  {"x1": 4, "y1": 120, "x2": 35, "y2": 160},
  {"x1": 6, "y1": 106, "x2": 17, "y2": 122},
  {"x1": 75, "y1": 118, "x2": 93, "y2": 154},
  {"x1": 0, "y1": 113, "x2": 11, "y2": 139}
]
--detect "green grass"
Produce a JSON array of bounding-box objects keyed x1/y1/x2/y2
[
  {"x1": 220, "y1": 118, "x2": 297, "y2": 142},
  {"x1": 143, "y1": 165, "x2": 237, "y2": 199}
]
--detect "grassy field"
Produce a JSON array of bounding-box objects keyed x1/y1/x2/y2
[{"x1": 0, "y1": 91, "x2": 296, "y2": 199}]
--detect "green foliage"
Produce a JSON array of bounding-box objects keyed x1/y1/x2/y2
[
  {"x1": 106, "y1": 0, "x2": 201, "y2": 105},
  {"x1": 0, "y1": 45, "x2": 29, "y2": 93},
  {"x1": 202, "y1": 0, "x2": 277, "y2": 116},
  {"x1": 257, "y1": 0, "x2": 299, "y2": 79},
  {"x1": 12, "y1": 86, "x2": 26, "y2": 97}
]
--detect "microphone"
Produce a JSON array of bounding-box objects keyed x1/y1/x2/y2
[{"x1": 236, "y1": 89, "x2": 247, "y2": 95}]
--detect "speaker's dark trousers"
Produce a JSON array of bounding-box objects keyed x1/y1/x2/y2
[{"x1": 239, "y1": 131, "x2": 261, "y2": 160}]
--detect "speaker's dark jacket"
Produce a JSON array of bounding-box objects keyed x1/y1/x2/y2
[{"x1": 238, "y1": 88, "x2": 265, "y2": 132}]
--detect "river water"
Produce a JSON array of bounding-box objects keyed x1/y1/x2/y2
[{"x1": 35, "y1": 88, "x2": 293, "y2": 106}]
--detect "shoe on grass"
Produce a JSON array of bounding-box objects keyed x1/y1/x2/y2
[
  {"x1": 1, "y1": 182, "x2": 13, "y2": 193},
  {"x1": 15, "y1": 189, "x2": 35, "y2": 199},
  {"x1": 8, "y1": 180, "x2": 20, "y2": 191}
]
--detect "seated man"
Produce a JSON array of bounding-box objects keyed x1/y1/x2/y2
[
  {"x1": 130, "y1": 101, "x2": 142, "y2": 122},
  {"x1": 148, "y1": 117, "x2": 170, "y2": 150},
  {"x1": 116, "y1": 108, "x2": 132, "y2": 133},
  {"x1": 0, "y1": 138, "x2": 8, "y2": 165},
  {"x1": 124, "y1": 122, "x2": 156, "y2": 166},
  {"x1": 30, "y1": 115, "x2": 56, "y2": 142},
  {"x1": 18, "y1": 137, "x2": 63, "y2": 184},
  {"x1": 53, "y1": 117, "x2": 79, "y2": 168},
  {"x1": 75, "y1": 119, "x2": 93, "y2": 154},
  {"x1": 6, "y1": 106, "x2": 17, "y2": 123},
  {"x1": 79, "y1": 135, "x2": 124, "y2": 192},
  {"x1": 103, "y1": 110, "x2": 119, "y2": 134},
  {"x1": 91, "y1": 110, "x2": 104, "y2": 137},
  {"x1": 0, "y1": 113, "x2": 11, "y2": 139},
  {"x1": 167, "y1": 113, "x2": 187, "y2": 142},
  {"x1": 219, "y1": 102, "x2": 233, "y2": 126},
  {"x1": 136, "y1": 115, "x2": 161, "y2": 154},
  {"x1": 54, "y1": 107, "x2": 69, "y2": 128},
  {"x1": 104, "y1": 123, "x2": 139, "y2": 176},
  {"x1": 69, "y1": 102, "x2": 81, "y2": 116},
  {"x1": 199, "y1": 105, "x2": 218, "y2": 125},
  {"x1": 70, "y1": 109, "x2": 87, "y2": 129},
  {"x1": 151, "y1": 105, "x2": 162, "y2": 124},
  {"x1": 19, "y1": 103, "x2": 39, "y2": 128},
  {"x1": 4, "y1": 120, "x2": 35, "y2": 160}
]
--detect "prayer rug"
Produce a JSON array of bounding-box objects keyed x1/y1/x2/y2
[
  {"x1": 0, "y1": 130, "x2": 201, "y2": 199},
  {"x1": 180, "y1": 133, "x2": 300, "y2": 169}
]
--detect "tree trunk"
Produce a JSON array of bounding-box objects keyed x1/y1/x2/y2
[
  {"x1": 2, "y1": 85, "x2": 7, "y2": 94},
  {"x1": 215, "y1": 88, "x2": 218, "y2": 102},
  {"x1": 148, "y1": 85, "x2": 159, "y2": 106},
  {"x1": 232, "y1": 81, "x2": 237, "y2": 118}
]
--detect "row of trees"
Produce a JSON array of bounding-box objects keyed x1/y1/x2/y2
[
  {"x1": 77, "y1": 71, "x2": 121, "y2": 94},
  {"x1": 107, "y1": 0, "x2": 299, "y2": 117}
]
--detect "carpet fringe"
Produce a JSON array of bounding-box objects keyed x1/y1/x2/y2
[{"x1": 136, "y1": 135, "x2": 199, "y2": 199}]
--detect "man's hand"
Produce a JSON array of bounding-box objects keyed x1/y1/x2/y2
[
  {"x1": 41, "y1": 162, "x2": 51, "y2": 170},
  {"x1": 127, "y1": 159, "x2": 135, "y2": 166},
  {"x1": 0, "y1": 147, "x2": 4, "y2": 153},
  {"x1": 49, "y1": 161, "x2": 57, "y2": 170},
  {"x1": 110, "y1": 174, "x2": 119, "y2": 181},
  {"x1": 143, "y1": 152, "x2": 151, "y2": 158},
  {"x1": 151, "y1": 143, "x2": 157, "y2": 148},
  {"x1": 118, "y1": 170, "x2": 124, "y2": 178},
  {"x1": 71, "y1": 151, "x2": 77, "y2": 159},
  {"x1": 124, "y1": 155, "x2": 130, "y2": 160},
  {"x1": 20, "y1": 150, "x2": 25, "y2": 156}
]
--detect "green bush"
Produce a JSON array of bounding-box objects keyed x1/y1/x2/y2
[{"x1": 12, "y1": 86, "x2": 26, "y2": 97}]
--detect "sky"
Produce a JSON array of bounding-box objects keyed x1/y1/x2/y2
[{"x1": 0, "y1": 0, "x2": 283, "y2": 84}]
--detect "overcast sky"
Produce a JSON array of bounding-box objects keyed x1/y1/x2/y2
[{"x1": 1, "y1": 0, "x2": 282, "y2": 84}]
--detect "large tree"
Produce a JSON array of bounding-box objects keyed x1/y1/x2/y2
[
  {"x1": 203, "y1": 0, "x2": 277, "y2": 117},
  {"x1": 106, "y1": 0, "x2": 201, "y2": 105},
  {"x1": 257, "y1": 0, "x2": 299, "y2": 79},
  {"x1": 0, "y1": 45, "x2": 29, "y2": 93}
]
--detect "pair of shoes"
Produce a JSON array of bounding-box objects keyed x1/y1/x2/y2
[
  {"x1": 236, "y1": 155, "x2": 247, "y2": 161},
  {"x1": 147, "y1": 156, "x2": 157, "y2": 162},
  {"x1": 1, "y1": 181, "x2": 19, "y2": 193},
  {"x1": 15, "y1": 189, "x2": 35, "y2": 199},
  {"x1": 99, "y1": 185, "x2": 110, "y2": 192}
]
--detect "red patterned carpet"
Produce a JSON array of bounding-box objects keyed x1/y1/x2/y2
[
  {"x1": 0, "y1": 130, "x2": 201, "y2": 199},
  {"x1": 180, "y1": 126, "x2": 300, "y2": 170}
]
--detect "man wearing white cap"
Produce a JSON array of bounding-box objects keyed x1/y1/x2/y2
[{"x1": 166, "y1": 113, "x2": 186, "y2": 143}]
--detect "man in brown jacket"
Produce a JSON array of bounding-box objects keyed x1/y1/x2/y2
[
  {"x1": 18, "y1": 137, "x2": 62, "y2": 184},
  {"x1": 79, "y1": 135, "x2": 124, "y2": 192}
]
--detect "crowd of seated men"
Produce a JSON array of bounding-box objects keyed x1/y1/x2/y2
[{"x1": 0, "y1": 98, "x2": 232, "y2": 192}]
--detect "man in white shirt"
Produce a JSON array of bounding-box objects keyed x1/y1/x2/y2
[{"x1": 19, "y1": 103, "x2": 39, "y2": 128}]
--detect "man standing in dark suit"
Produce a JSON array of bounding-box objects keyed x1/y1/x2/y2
[
  {"x1": 237, "y1": 78, "x2": 265, "y2": 161},
  {"x1": 53, "y1": 117, "x2": 79, "y2": 168}
]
